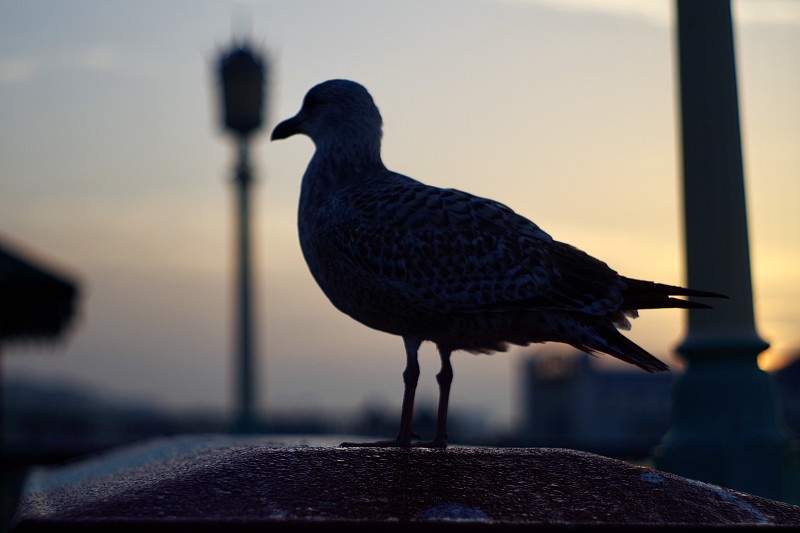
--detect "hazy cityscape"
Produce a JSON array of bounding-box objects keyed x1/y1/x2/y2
[{"x1": 5, "y1": 348, "x2": 800, "y2": 466}]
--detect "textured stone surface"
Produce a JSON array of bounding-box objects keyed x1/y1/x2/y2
[{"x1": 11, "y1": 435, "x2": 800, "y2": 531}]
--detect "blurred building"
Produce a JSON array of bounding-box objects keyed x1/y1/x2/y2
[
  {"x1": 517, "y1": 350, "x2": 674, "y2": 456},
  {"x1": 1, "y1": 238, "x2": 81, "y2": 458},
  {"x1": 1, "y1": 376, "x2": 194, "y2": 464},
  {"x1": 1, "y1": 236, "x2": 81, "y2": 529},
  {"x1": 771, "y1": 355, "x2": 800, "y2": 438},
  {"x1": 516, "y1": 348, "x2": 800, "y2": 457},
  {"x1": 0, "y1": 238, "x2": 79, "y2": 345}
]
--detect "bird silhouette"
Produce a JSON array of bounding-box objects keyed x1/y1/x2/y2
[{"x1": 271, "y1": 79, "x2": 725, "y2": 448}]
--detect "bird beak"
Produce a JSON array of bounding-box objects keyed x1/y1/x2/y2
[{"x1": 271, "y1": 114, "x2": 303, "y2": 141}]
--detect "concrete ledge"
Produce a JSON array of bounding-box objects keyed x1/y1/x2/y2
[{"x1": 11, "y1": 435, "x2": 800, "y2": 531}]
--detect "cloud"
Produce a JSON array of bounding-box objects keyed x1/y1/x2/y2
[
  {"x1": 496, "y1": 0, "x2": 670, "y2": 26},
  {"x1": 734, "y1": 0, "x2": 800, "y2": 26},
  {"x1": 78, "y1": 44, "x2": 122, "y2": 71},
  {"x1": 0, "y1": 44, "x2": 123, "y2": 85},
  {"x1": 0, "y1": 57, "x2": 36, "y2": 84},
  {"x1": 495, "y1": 0, "x2": 800, "y2": 27}
]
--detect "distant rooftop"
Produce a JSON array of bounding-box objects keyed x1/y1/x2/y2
[{"x1": 0, "y1": 237, "x2": 79, "y2": 344}]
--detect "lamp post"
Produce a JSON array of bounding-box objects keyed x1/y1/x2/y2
[
  {"x1": 217, "y1": 42, "x2": 267, "y2": 433},
  {"x1": 654, "y1": 0, "x2": 792, "y2": 501}
]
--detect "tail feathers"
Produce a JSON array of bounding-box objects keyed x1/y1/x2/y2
[
  {"x1": 578, "y1": 328, "x2": 669, "y2": 373},
  {"x1": 623, "y1": 295, "x2": 712, "y2": 311},
  {"x1": 620, "y1": 277, "x2": 727, "y2": 312},
  {"x1": 576, "y1": 278, "x2": 726, "y2": 373}
]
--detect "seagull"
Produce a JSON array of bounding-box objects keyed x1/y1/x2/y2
[{"x1": 271, "y1": 79, "x2": 725, "y2": 448}]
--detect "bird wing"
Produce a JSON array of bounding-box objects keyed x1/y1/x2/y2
[{"x1": 328, "y1": 175, "x2": 625, "y2": 316}]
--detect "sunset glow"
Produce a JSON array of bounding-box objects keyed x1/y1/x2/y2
[{"x1": 1, "y1": 0, "x2": 797, "y2": 430}]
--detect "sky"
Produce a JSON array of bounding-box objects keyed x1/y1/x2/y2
[{"x1": 1, "y1": 0, "x2": 798, "y2": 434}]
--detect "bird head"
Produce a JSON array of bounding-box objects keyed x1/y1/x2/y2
[{"x1": 271, "y1": 79, "x2": 383, "y2": 149}]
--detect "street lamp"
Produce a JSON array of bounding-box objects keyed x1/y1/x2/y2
[
  {"x1": 654, "y1": 0, "x2": 792, "y2": 501},
  {"x1": 217, "y1": 42, "x2": 267, "y2": 433}
]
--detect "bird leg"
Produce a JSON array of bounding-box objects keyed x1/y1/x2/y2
[
  {"x1": 414, "y1": 347, "x2": 452, "y2": 448},
  {"x1": 396, "y1": 337, "x2": 422, "y2": 445},
  {"x1": 340, "y1": 337, "x2": 421, "y2": 448}
]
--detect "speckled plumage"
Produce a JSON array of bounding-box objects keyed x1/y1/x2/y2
[{"x1": 272, "y1": 79, "x2": 724, "y2": 447}]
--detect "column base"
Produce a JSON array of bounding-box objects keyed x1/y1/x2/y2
[{"x1": 654, "y1": 357, "x2": 796, "y2": 502}]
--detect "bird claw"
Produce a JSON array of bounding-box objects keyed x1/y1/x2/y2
[
  {"x1": 411, "y1": 437, "x2": 448, "y2": 449},
  {"x1": 339, "y1": 438, "x2": 413, "y2": 448},
  {"x1": 339, "y1": 435, "x2": 448, "y2": 449}
]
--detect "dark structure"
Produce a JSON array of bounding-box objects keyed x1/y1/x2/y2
[
  {"x1": 11, "y1": 436, "x2": 800, "y2": 531},
  {"x1": 0, "y1": 240, "x2": 78, "y2": 343},
  {"x1": 517, "y1": 350, "x2": 800, "y2": 465},
  {"x1": 655, "y1": 0, "x2": 793, "y2": 502},
  {"x1": 518, "y1": 350, "x2": 672, "y2": 456},
  {"x1": 1, "y1": 236, "x2": 80, "y2": 532},
  {"x1": 773, "y1": 357, "x2": 800, "y2": 438},
  {"x1": 216, "y1": 42, "x2": 268, "y2": 433}
]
